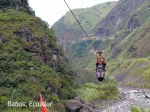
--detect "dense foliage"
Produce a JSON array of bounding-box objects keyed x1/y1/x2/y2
[
  {"x1": 0, "y1": 0, "x2": 35, "y2": 15},
  {"x1": 0, "y1": 7, "x2": 76, "y2": 112},
  {"x1": 76, "y1": 79, "x2": 119, "y2": 102}
]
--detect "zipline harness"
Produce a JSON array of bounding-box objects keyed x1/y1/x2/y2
[{"x1": 63, "y1": 0, "x2": 97, "y2": 51}]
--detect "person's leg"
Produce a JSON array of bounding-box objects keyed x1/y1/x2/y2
[
  {"x1": 96, "y1": 71, "x2": 100, "y2": 78},
  {"x1": 104, "y1": 63, "x2": 106, "y2": 68},
  {"x1": 98, "y1": 77, "x2": 104, "y2": 81}
]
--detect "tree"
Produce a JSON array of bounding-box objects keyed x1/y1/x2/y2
[{"x1": 0, "y1": 0, "x2": 34, "y2": 15}]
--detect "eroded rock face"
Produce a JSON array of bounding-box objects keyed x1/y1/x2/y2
[
  {"x1": 145, "y1": 94, "x2": 150, "y2": 99},
  {"x1": 95, "y1": 0, "x2": 143, "y2": 37},
  {"x1": 128, "y1": 14, "x2": 141, "y2": 29},
  {"x1": 12, "y1": 26, "x2": 58, "y2": 68},
  {"x1": 65, "y1": 100, "x2": 83, "y2": 112},
  {"x1": 65, "y1": 97, "x2": 98, "y2": 112},
  {"x1": 96, "y1": 28, "x2": 111, "y2": 37},
  {"x1": 0, "y1": 33, "x2": 3, "y2": 43}
]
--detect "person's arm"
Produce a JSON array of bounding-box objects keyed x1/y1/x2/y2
[
  {"x1": 102, "y1": 51, "x2": 106, "y2": 64},
  {"x1": 96, "y1": 50, "x2": 99, "y2": 64}
]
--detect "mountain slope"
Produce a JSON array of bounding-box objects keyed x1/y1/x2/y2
[
  {"x1": 107, "y1": 13, "x2": 150, "y2": 87},
  {"x1": 0, "y1": 1, "x2": 76, "y2": 111},
  {"x1": 94, "y1": 0, "x2": 150, "y2": 37},
  {"x1": 52, "y1": 1, "x2": 117, "y2": 48},
  {"x1": 66, "y1": 0, "x2": 150, "y2": 88}
]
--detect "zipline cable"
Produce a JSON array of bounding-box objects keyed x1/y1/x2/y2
[{"x1": 63, "y1": 0, "x2": 97, "y2": 51}]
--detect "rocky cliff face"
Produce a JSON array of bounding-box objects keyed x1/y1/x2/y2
[
  {"x1": 95, "y1": 0, "x2": 143, "y2": 37},
  {"x1": 65, "y1": 97, "x2": 98, "y2": 112},
  {"x1": 12, "y1": 25, "x2": 58, "y2": 67},
  {"x1": 0, "y1": 18, "x2": 58, "y2": 68},
  {"x1": 128, "y1": 14, "x2": 141, "y2": 29}
]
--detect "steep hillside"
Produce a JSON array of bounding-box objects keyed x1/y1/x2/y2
[
  {"x1": 108, "y1": 15, "x2": 150, "y2": 88},
  {"x1": 94, "y1": 0, "x2": 150, "y2": 37},
  {"x1": 68, "y1": 0, "x2": 150, "y2": 88},
  {"x1": 52, "y1": 1, "x2": 117, "y2": 48},
  {"x1": 101, "y1": 0, "x2": 150, "y2": 88},
  {"x1": 0, "y1": 1, "x2": 76, "y2": 111}
]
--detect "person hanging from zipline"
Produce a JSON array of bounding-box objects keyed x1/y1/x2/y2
[
  {"x1": 63, "y1": 0, "x2": 107, "y2": 81},
  {"x1": 96, "y1": 50, "x2": 106, "y2": 81}
]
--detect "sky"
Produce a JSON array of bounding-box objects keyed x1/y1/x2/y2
[{"x1": 29, "y1": 0, "x2": 118, "y2": 26}]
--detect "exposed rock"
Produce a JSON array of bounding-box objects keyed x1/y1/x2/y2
[
  {"x1": 128, "y1": 45, "x2": 137, "y2": 52},
  {"x1": 58, "y1": 29, "x2": 75, "y2": 49},
  {"x1": 119, "y1": 92, "x2": 126, "y2": 100},
  {"x1": 128, "y1": 14, "x2": 141, "y2": 29},
  {"x1": 129, "y1": 90, "x2": 144, "y2": 93},
  {"x1": 145, "y1": 94, "x2": 150, "y2": 99},
  {"x1": 65, "y1": 97, "x2": 98, "y2": 112},
  {"x1": 115, "y1": 70, "x2": 130, "y2": 82},
  {"x1": 115, "y1": 16, "x2": 123, "y2": 28},
  {"x1": 74, "y1": 97, "x2": 86, "y2": 104},
  {"x1": 13, "y1": 26, "x2": 33, "y2": 42},
  {"x1": 96, "y1": 28, "x2": 110, "y2": 37},
  {"x1": 95, "y1": 0, "x2": 143, "y2": 37},
  {"x1": 0, "y1": 33, "x2": 3, "y2": 43},
  {"x1": 65, "y1": 100, "x2": 83, "y2": 112},
  {"x1": 140, "y1": 28, "x2": 150, "y2": 38},
  {"x1": 52, "y1": 54, "x2": 58, "y2": 68},
  {"x1": 13, "y1": 26, "x2": 60, "y2": 67}
]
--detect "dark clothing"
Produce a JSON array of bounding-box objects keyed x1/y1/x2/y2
[
  {"x1": 96, "y1": 63, "x2": 106, "y2": 81},
  {"x1": 96, "y1": 63, "x2": 106, "y2": 71}
]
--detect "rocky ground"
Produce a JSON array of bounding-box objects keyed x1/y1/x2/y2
[
  {"x1": 100, "y1": 87, "x2": 150, "y2": 112},
  {"x1": 65, "y1": 87, "x2": 150, "y2": 112}
]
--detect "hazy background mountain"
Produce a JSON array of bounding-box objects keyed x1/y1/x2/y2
[{"x1": 52, "y1": 1, "x2": 117, "y2": 48}]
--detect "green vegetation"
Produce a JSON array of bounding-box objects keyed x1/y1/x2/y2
[
  {"x1": 0, "y1": 2, "x2": 76, "y2": 112},
  {"x1": 131, "y1": 107, "x2": 150, "y2": 112},
  {"x1": 52, "y1": 1, "x2": 117, "y2": 46},
  {"x1": 1, "y1": 0, "x2": 150, "y2": 111},
  {"x1": 69, "y1": 39, "x2": 110, "y2": 69},
  {"x1": 76, "y1": 79, "x2": 120, "y2": 102},
  {"x1": 0, "y1": 0, "x2": 35, "y2": 15},
  {"x1": 108, "y1": 57, "x2": 150, "y2": 88}
]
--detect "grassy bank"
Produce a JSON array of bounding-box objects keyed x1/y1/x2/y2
[
  {"x1": 76, "y1": 78, "x2": 120, "y2": 102},
  {"x1": 131, "y1": 107, "x2": 150, "y2": 112}
]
